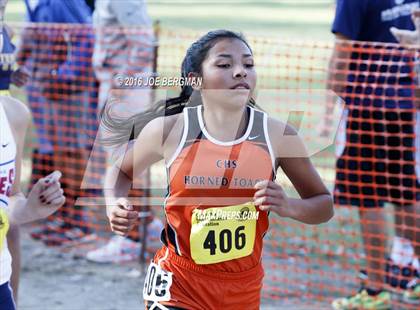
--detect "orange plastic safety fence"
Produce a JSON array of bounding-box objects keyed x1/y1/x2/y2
[{"x1": 7, "y1": 23, "x2": 419, "y2": 308}]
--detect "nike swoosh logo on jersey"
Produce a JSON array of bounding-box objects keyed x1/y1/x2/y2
[
  {"x1": 248, "y1": 135, "x2": 260, "y2": 140},
  {"x1": 1, "y1": 143, "x2": 9, "y2": 148}
]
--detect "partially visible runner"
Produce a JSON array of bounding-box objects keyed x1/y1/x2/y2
[
  {"x1": 0, "y1": 0, "x2": 30, "y2": 304},
  {"x1": 327, "y1": 1, "x2": 420, "y2": 309},
  {"x1": 0, "y1": 94, "x2": 66, "y2": 310}
]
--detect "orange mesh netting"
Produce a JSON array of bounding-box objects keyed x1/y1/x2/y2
[{"x1": 7, "y1": 23, "x2": 419, "y2": 308}]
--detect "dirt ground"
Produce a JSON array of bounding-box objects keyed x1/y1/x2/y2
[
  {"x1": 19, "y1": 229, "x2": 416, "y2": 310},
  {"x1": 19, "y1": 227, "x2": 145, "y2": 310},
  {"x1": 18, "y1": 226, "x2": 331, "y2": 310}
]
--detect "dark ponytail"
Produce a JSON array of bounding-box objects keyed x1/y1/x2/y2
[{"x1": 100, "y1": 29, "x2": 256, "y2": 147}]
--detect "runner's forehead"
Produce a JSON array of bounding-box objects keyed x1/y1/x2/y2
[
  {"x1": 216, "y1": 54, "x2": 253, "y2": 59},
  {"x1": 207, "y1": 39, "x2": 253, "y2": 59}
]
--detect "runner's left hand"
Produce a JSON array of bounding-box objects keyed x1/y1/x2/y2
[{"x1": 254, "y1": 180, "x2": 291, "y2": 217}]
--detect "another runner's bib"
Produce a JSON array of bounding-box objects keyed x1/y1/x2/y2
[
  {"x1": 143, "y1": 262, "x2": 173, "y2": 302},
  {"x1": 190, "y1": 202, "x2": 257, "y2": 265},
  {"x1": 0, "y1": 209, "x2": 9, "y2": 251}
]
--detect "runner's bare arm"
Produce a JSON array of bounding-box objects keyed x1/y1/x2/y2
[
  {"x1": 2, "y1": 96, "x2": 64, "y2": 224},
  {"x1": 254, "y1": 119, "x2": 333, "y2": 225},
  {"x1": 105, "y1": 116, "x2": 169, "y2": 235}
]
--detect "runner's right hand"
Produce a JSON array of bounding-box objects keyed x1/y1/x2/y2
[{"x1": 107, "y1": 198, "x2": 138, "y2": 236}]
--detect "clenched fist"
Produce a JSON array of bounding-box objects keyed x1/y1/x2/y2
[{"x1": 107, "y1": 198, "x2": 139, "y2": 236}]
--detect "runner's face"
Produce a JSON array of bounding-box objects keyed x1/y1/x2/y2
[{"x1": 199, "y1": 38, "x2": 256, "y2": 107}]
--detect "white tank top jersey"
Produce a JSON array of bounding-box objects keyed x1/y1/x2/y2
[{"x1": 0, "y1": 102, "x2": 16, "y2": 285}]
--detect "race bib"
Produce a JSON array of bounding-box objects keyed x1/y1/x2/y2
[
  {"x1": 0, "y1": 209, "x2": 10, "y2": 251},
  {"x1": 190, "y1": 202, "x2": 258, "y2": 265},
  {"x1": 143, "y1": 262, "x2": 173, "y2": 302}
]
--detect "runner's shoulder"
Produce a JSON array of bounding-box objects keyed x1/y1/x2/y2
[{"x1": 1, "y1": 96, "x2": 30, "y2": 131}]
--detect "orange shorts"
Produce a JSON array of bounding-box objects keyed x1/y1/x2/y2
[{"x1": 144, "y1": 247, "x2": 264, "y2": 310}]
